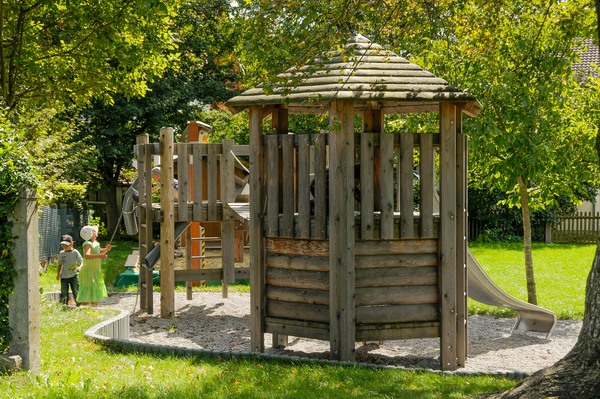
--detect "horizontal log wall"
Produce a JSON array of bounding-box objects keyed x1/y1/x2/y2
[
  {"x1": 262, "y1": 132, "x2": 440, "y2": 241},
  {"x1": 263, "y1": 238, "x2": 440, "y2": 341}
]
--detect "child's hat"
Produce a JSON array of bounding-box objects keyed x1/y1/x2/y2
[
  {"x1": 60, "y1": 235, "x2": 73, "y2": 245},
  {"x1": 80, "y1": 225, "x2": 98, "y2": 241}
]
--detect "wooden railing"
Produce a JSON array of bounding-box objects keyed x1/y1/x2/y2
[
  {"x1": 262, "y1": 132, "x2": 441, "y2": 241},
  {"x1": 551, "y1": 212, "x2": 600, "y2": 244}
]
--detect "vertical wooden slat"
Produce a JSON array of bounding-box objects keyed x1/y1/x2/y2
[
  {"x1": 439, "y1": 102, "x2": 457, "y2": 370},
  {"x1": 249, "y1": 106, "x2": 265, "y2": 353},
  {"x1": 360, "y1": 133, "x2": 375, "y2": 239},
  {"x1": 177, "y1": 143, "x2": 189, "y2": 221},
  {"x1": 221, "y1": 139, "x2": 236, "y2": 297},
  {"x1": 419, "y1": 134, "x2": 435, "y2": 238},
  {"x1": 221, "y1": 140, "x2": 236, "y2": 204},
  {"x1": 272, "y1": 107, "x2": 289, "y2": 348},
  {"x1": 456, "y1": 115, "x2": 468, "y2": 367},
  {"x1": 282, "y1": 135, "x2": 295, "y2": 237},
  {"x1": 159, "y1": 127, "x2": 175, "y2": 318},
  {"x1": 400, "y1": 133, "x2": 414, "y2": 238},
  {"x1": 207, "y1": 144, "x2": 218, "y2": 220},
  {"x1": 136, "y1": 134, "x2": 153, "y2": 313},
  {"x1": 297, "y1": 135, "x2": 311, "y2": 238},
  {"x1": 192, "y1": 145, "x2": 204, "y2": 221},
  {"x1": 328, "y1": 102, "x2": 356, "y2": 361},
  {"x1": 380, "y1": 133, "x2": 394, "y2": 239},
  {"x1": 313, "y1": 134, "x2": 327, "y2": 239},
  {"x1": 266, "y1": 135, "x2": 280, "y2": 237}
]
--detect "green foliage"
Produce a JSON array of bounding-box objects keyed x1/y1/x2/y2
[
  {"x1": 88, "y1": 216, "x2": 107, "y2": 240},
  {"x1": 196, "y1": 108, "x2": 250, "y2": 144},
  {"x1": 0, "y1": 0, "x2": 177, "y2": 114},
  {"x1": 469, "y1": 183, "x2": 583, "y2": 242},
  {"x1": 0, "y1": 115, "x2": 37, "y2": 353},
  {"x1": 47, "y1": 183, "x2": 87, "y2": 208}
]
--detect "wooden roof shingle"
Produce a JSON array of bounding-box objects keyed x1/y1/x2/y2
[{"x1": 227, "y1": 34, "x2": 481, "y2": 116}]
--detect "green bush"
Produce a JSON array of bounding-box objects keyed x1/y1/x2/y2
[
  {"x1": 468, "y1": 185, "x2": 578, "y2": 242},
  {"x1": 48, "y1": 182, "x2": 87, "y2": 208}
]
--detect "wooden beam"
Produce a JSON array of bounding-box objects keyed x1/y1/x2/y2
[
  {"x1": 160, "y1": 127, "x2": 175, "y2": 318},
  {"x1": 455, "y1": 111, "x2": 468, "y2": 367},
  {"x1": 249, "y1": 106, "x2": 266, "y2": 353},
  {"x1": 439, "y1": 102, "x2": 457, "y2": 370},
  {"x1": 328, "y1": 102, "x2": 356, "y2": 361}
]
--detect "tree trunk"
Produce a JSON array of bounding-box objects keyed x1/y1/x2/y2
[
  {"x1": 481, "y1": 240, "x2": 600, "y2": 398},
  {"x1": 103, "y1": 179, "x2": 120, "y2": 239},
  {"x1": 518, "y1": 176, "x2": 537, "y2": 305}
]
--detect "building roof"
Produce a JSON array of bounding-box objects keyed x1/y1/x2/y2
[
  {"x1": 227, "y1": 34, "x2": 481, "y2": 116},
  {"x1": 573, "y1": 38, "x2": 599, "y2": 77}
]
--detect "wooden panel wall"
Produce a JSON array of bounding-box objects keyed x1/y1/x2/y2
[{"x1": 264, "y1": 238, "x2": 440, "y2": 342}]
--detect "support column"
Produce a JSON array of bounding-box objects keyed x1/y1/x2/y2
[
  {"x1": 456, "y1": 110, "x2": 468, "y2": 367},
  {"x1": 439, "y1": 102, "x2": 458, "y2": 371},
  {"x1": 160, "y1": 127, "x2": 175, "y2": 318},
  {"x1": 249, "y1": 106, "x2": 266, "y2": 352},
  {"x1": 329, "y1": 102, "x2": 356, "y2": 361},
  {"x1": 8, "y1": 187, "x2": 40, "y2": 374},
  {"x1": 136, "y1": 133, "x2": 154, "y2": 313}
]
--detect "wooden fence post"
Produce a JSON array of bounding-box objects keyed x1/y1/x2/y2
[{"x1": 8, "y1": 187, "x2": 40, "y2": 374}]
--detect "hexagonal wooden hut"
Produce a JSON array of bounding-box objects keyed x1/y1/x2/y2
[{"x1": 226, "y1": 34, "x2": 481, "y2": 370}]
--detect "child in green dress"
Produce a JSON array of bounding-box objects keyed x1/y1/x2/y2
[{"x1": 76, "y1": 225, "x2": 111, "y2": 306}]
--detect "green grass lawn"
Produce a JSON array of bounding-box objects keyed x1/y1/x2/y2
[
  {"x1": 0, "y1": 297, "x2": 514, "y2": 399},
  {"x1": 18, "y1": 240, "x2": 594, "y2": 398},
  {"x1": 468, "y1": 242, "x2": 595, "y2": 319}
]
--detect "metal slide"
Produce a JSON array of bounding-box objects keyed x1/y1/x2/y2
[
  {"x1": 142, "y1": 222, "x2": 191, "y2": 270},
  {"x1": 467, "y1": 248, "x2": 557, "y2": 339}
]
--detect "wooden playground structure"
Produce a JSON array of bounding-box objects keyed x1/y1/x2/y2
[
  {"x1": 135, "y1": 35, "x2": 482, "y2": 371},
  {"x1": 135, "y1": 121, "x2": 250, "y2": 316}
]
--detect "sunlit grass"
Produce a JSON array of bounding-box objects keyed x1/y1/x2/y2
[
  {"x1": 0, "y1": 297, "x2": 514, "y2": 399},
  {"x1": 23, "y1": 240, "x2": 594, "y2": 398},
  {"x1": 468, "y1": 242, "x2": 595, "y2": 319}
]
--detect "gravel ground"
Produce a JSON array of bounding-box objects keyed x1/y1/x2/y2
[{"x1": 99, "y1": 291, "x2": 581, "y2": 374}]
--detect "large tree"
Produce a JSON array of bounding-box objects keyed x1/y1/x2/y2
[
  {"x1": 0, "y1": 0, "x2": 178, "y2": 221},
  {"x1": 0, "y1": 0, "x2": 176, "y2": 113},
  {"x1": 412, "y1": 0, "x2": 599, "y2": 305},
  {"x1": 478, "y1": 3, "x2": 600, "y2": 397},
  {"x1": 73, "y1": 0, "x2": 242, "y2": 232}
]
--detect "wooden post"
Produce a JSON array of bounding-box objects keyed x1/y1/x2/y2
[
  {"x1": 455, "y1": 110, "x2": 468, "y2": 367},
  {"x1": 136, "y1": 133, "x2": 154, "y2": 313},
  {"x1": 8, "y1": 187, "x2": 40, "y2": 374},
  {"x1": 329, "y1": 102, "x2": 356, "y2": 361},
  {"x1": 439, "y1": 102, "x2": 458, "y2": 370},
  {"x1": 221, "y1": 139, "x2": 236, "y2": 298},
  {"x1": 249, "y1": 106, "x2": 266, "y2": 352},
  {"x1": 271, "y1": 107, "x2": 290, "y2": 347},
  {"x1": 160, "y1": 127, "x2": 175, "y2": 318}
]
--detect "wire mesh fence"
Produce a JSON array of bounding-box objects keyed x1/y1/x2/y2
[{"x1": 38, "y1": 206, "x2": 90, "y2": 262}]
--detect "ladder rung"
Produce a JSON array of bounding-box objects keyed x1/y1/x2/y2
[
  {"x1": 191, "y1": 237, "x2": 221, "y2": 242},
  {"x1": 191, "y1": 255, "x2": 222, "y2": 259}
]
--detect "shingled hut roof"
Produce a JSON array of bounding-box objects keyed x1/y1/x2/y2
[{"x1": 227, "y1": 34, "x2": 481, "y2": 116}]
